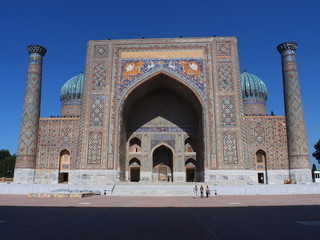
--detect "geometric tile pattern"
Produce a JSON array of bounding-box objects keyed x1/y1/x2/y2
[
  {"x1": 89, "y1": 96, "x2": 104, "y2": 126},
  {"x1": 87, "y1": 133, "x2": 102, "y2": 164},
  {"x1": 253, "y1": 122, "x2": 265, "y2": 144},
  {"x1": 94, "y1": 45, "x2": 108, "y2": 58},
  {"x1": 61, "y1": 123, "x2": 72, "y2": 145},
  {"x1": 245, "y1": 117, "x2": 289, "y2": 170},
  {"x1": 218, "y1": 63, "x2": 233, "y2": 92},
  {"x1": 93, "y1": 63, "x2": 106, "y2": 90},
  {"x1": 220, "y1": 97, "x2": 236, "y2": 127},
  {"x1": 216, "y1": 42, "x2": 231, "y2": 56},
  {"x1": 223, "y1": 133, "x2": 238, "y2": 164},
  {"x1": 36, "y1": 119, "x2": 80, "y2": 169}
]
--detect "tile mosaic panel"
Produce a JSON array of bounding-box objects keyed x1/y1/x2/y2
[
  {"x1": 218, "y1": 63, "x2": 233, "y2": 92},
  {"x1": 119, "y1": 58, "x2": 205, "y2": 94},
  {"x1": 216, "y1": 42, "x2": 231, "y2": 56},
  {"x1": 223, "y1": 133, "x2": 238, "y2": 164},
  {"x1": 93, "y1": 63, "x2": 106, "y2": 90},
  {"x1": 220, "y1": 97, "x2": 236, "y2": 127},
  {"x1": 89, "y1": 96, "x2": 105, "y2": 127},
  {"x1": 94, "y1": 45, "x2": 108, "y2": 58},
  {"x1": 87, "y1": 133, "x2": 102, "y2": 164},
  {"x1": 254, "y1": 122, "x2": 265, "y2": 144}
]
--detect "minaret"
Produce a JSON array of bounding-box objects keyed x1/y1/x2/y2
[
  {"x1": 277, "y1": 42, "x2": 311, "y2": 183},
  {"x1": 14, "y1": 44, "x2": 47, "y2": 183}
]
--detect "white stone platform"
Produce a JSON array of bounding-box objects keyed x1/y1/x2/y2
[
  {"x1": 0, "y1": 183, "x2": 114, "y2": 196},
  {"x1": 112, "y1": 183, "x2": 320, "y2": 196},
  {"x1": 1, "y1": 182, "x2": 320, "y2": 196}
]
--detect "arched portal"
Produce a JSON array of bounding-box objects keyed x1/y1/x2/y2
[
  {"x1": 185, "y1": 158, "x2": 196, "y2": 182},
  {"x1": 119, "y1": 72, "x2": 205, "y2": 182},
  {"x1": 153, "y1": 145, "x2": 173, "y2": 182}
]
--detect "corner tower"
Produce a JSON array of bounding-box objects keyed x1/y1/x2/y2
[
  {"x1": 277, "y1": 42, "x2": 311, "y2": 183},
  {"x1": 14, "y1": 44, "x2": 47, "y2": 183}
]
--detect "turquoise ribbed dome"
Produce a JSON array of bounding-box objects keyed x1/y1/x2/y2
[
  {"x1": 60, "y1": 73, "x2": 84, "y2": 102},
  {"x1": 241, "y1": 71, "x2": 268, "y2": 101}
]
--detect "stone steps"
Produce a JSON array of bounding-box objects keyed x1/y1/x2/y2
[{"x1": 1, "y1": 183, "x2": 320, "y2": 196}]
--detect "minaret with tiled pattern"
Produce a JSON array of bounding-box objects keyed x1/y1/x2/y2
[
  {"x1": 277, "y1": 42, "x2": 311, "y2": 183},
  {"x1": 14, "y1": 44, "x2": 47, "y2": 183}
]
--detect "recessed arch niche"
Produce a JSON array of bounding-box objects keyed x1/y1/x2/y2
[{"x1": 119, "y1": 72, "x2": 205, "y2": 182}]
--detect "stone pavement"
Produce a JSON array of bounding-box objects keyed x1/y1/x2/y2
[
  {"x1": 1, "y1": 194, "x2": 320, "y2": 207},
  {"x1": 0, "y1": 195, "x2": 320, "y2": 240}
]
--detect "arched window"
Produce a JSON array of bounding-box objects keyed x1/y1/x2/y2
[
  {"x1": 129, "y1": 158, "x2": 140, "y2": 182},
  {"x1": 185, "y1": 158, "x2": 196, "y2": 167},
  {"x1": 185, "y1": 137, "x2": 196, "y2": 153},
  {"x1": 256, "y1": 149, "x2": 266, "y2": 170},
  {"x1": 59, "y1": 149, "x2": 70, "y2": 170},
  {"x1": 129, "y1": 137, "x2": 141, "y2": 153},
  {"x1": 129, "y1": 158, "x2": 141, "y2": 167}
]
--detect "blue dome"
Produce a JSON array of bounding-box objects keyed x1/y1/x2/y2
[
  {"x1": 60, "y1": 73, "x2": 84, "y2": 102},
  {"x1": 241, "y1": 71, "x2": 268, "y2": 101}
]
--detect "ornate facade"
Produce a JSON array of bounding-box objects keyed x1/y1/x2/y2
[{"x1": 14, "y1": 37, "x2": 312, "y2": 185}]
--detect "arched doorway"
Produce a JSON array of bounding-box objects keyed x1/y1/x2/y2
[
  {"x1": 256, "y1": 149, "x2": 267, "y2": 184},
  {"x1": 119, "y1": 72, "x2": 205, "y2": 182},
  {"x1": 185, "y1": 158, "x2": 196, "y2": 182},
  {"x1": 153, "y1": 145, "x2": 173, "y2": 182},
  {"x1": 59, "y1": 149, "x2": 70, "y2": 183},
  {"x1": 129, "y1": 158, "x2": 141, "y2": 182}
]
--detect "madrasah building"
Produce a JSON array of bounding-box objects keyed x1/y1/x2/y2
[{"x1": 14, "y1": 37, "x2": 312, "y2": 185}]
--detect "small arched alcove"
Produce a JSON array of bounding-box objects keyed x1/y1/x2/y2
[
  {"x1": 256, "y1": 149, "x2": 267, "y2": 184},
  {"x1": 129, "y1": 137, "x2": 141, "y2": 153},
  {"x1": 129, "y1": 158, "x2": 141, "y2": 182},
  {"x1": 185, "y1": 158, "x2": 196, "y2": 182},
  {"x1": 59, "y1": 149, "x2": 70, "y2": 183}
]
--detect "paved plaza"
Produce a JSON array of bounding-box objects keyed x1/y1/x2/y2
[{"x1": 0, "y1": 194, "x2": 320, "y2": 240}]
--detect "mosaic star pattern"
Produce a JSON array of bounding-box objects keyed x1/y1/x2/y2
[
  {"x1": 216, "y1": 42, "x2": 231, "y2": 56},
  {"x1": 223, "y1": 133, "x2": 238, "y2": 164},
  {"x1": 220, "y1": 97, "x2": 236, "y2": 127},
  {"x1": 87, "y1": 133, "x2": 102, "y2": 164},
  {"x1": 89, "y1": 96, "x2": 105, "y2": 126}
]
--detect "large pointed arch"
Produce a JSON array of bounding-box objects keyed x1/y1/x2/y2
[
  {"x1": 119, "y1": 70, "x2": 205, "y2": 118},
  {"x1": 117, "y1": 71, "x2": 205, "y2": 182}
]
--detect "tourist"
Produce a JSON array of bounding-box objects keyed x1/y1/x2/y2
[
  {"x1": 200, "y1": 185, "x2": 204, "y2": 198},
  {"x1": 193, "y1": 184, "x2": 198, "y2": 198},
  {"x1": 206, "y1": 186, "x2": 210, "y2": 198}
]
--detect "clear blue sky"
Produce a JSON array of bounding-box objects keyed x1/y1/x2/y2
[{"x1": 1, "y1": 0, "x2": 319, "y2": 167}]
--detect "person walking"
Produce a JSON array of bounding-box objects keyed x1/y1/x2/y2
[
  {"x1": 200, "y1": 185, "x2": 204, "y2": 198},
  {"x1": 206, "y1": 185, "x2": 210, "y2": 198},
  {"x1": 193, "y1": 184, "x2": 198, "y2": 198}
]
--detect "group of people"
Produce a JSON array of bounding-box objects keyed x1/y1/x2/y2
[{"x1": 193, "y1": 185, "x2": 211, "y2": 198}]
